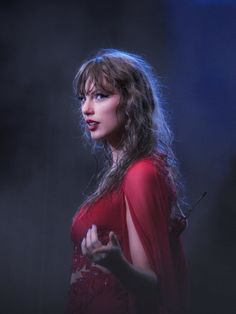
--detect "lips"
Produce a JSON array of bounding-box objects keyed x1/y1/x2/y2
[
  {"x1": 86, "y1": 119, "x2": 100, "y2": 131},
  {"x1": 86, "y1": 119, "x2": 99, "y2": 125}
]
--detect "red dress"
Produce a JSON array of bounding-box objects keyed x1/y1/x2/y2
[{"x1": 66, "y1": 155, "x2": 188, "y2": 314}]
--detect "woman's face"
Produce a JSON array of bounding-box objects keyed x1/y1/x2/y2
[{"x1": 80, "y1": 79, "x2": 123, "y2": 146}]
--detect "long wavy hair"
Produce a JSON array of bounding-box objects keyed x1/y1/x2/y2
[{"x1": 73, "y1": 49, "x2": 185, "y2": 215}]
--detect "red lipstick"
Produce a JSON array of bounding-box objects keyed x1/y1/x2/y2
[{"x1": 86, "y1": 119, "x2": 100, "y2": 131}]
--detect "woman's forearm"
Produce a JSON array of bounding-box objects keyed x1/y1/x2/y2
[{"x1": 109, "y1": 255, "x2": 159, "y2": 299}]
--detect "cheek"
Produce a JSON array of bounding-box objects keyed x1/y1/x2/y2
[
  {"x1": 105, "y1": 116, "x2": 120, "y2": 131},
  {"x1": 105, "y1": 107, "x2": 121, "y2": 125}
]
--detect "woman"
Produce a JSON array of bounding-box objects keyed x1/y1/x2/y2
[{"x1": 66, "y1": 49, "x2": 188, "y2": 314}]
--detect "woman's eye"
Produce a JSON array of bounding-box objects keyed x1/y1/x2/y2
[
  {"x1": 95, "y1": 93, "x2": 108, "y2": 100},
  {"x1": 78, "y1": 95, "x2": 85, "y2": 104}
]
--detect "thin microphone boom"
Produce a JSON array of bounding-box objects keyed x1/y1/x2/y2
[{"x1": 185, "y1": 191, "x2": 207, "y2": 218}]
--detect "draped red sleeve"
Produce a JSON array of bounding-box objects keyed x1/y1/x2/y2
[{"x1": 121, "y1": 157, "x2": 188, "y2": 314}]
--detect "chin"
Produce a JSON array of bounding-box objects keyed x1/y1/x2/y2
[
  {"x1": 90, "y1": 132, "x2": 106, "y2": 141},
  {"x1": 90, "y1": 129, "x2": 122, "y2": 144}
]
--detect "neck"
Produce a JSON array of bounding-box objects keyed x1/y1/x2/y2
[{"x1": 110, "y1": 145, "x2": 123, "y2": 166}]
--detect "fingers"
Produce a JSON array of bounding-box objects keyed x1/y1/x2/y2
[
  {"x1": 85, "y1": 227, "x2": 92, "y2": 252},
  {"x1": 81, "y1": 225, "x2": 102, "y2": 257},
  {"x1": 81, "y1": 238, "x2": 87, "y2": 256},
  {"x1": 178, "y1": 217, "x2": 187, "y2": 230},
  {"x1": 81, "y1": 226, "x2": 121, "y2": 262},
  {"x1": 169, "y1": 216, "x2": 188, "y2": 236},
  {"x1": 90, "y1": 225, "x2": 102, "y2": 249},
  {"x1": 109, "y1": 231, "x2": 120, "y2": 248}
]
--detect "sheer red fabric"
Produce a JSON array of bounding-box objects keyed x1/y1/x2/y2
[{"x1": 66, "y1": 155, "x2": 188, "y2": 314}]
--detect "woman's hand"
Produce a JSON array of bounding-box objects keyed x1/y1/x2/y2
[
  {"x1": 169, "y1": 215, "x2": 188, "y2": 237},
  {"x1": 81, "y1": 225, "x2": 159, "y2": 299},
  {"x1": 81, "y1": 224, "x2": 123, "y2": 272}
]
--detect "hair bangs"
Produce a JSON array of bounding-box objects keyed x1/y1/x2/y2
[{"x1": 75, "y1": 59, "x2": 117, "y2": 96}]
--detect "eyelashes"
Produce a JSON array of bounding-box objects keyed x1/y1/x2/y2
[
  {"x1": 78, "y1": 95, "x2": 85, "y2": 105},
  {"x1": 77, "y1": 92, "x2": 109, "y2": 105},
  {"x1": 95, "y1": 93, "x2": 109, "y2": 100}
]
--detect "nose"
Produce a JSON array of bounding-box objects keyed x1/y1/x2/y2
[{"x1": 82, "y1": 97, "x2": 94, "y2": 116}]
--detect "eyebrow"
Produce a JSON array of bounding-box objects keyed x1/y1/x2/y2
[
  {"x1": 79, "y1": 79, "x2": 116, "y2": 96},
  {"x1": 82, "y1": 87, "x2": 112, "y2": 97}
]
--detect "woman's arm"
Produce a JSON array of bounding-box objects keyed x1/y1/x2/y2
[
  {"x1": 112, "y1": 195, "x2": 159, "y2": 298},
  {"x1": 109, "y1": 245, "x2": 159, "y2": 299},
  {"x1": 81, "y1": 212, "x2": 159, "y2": 301}
]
